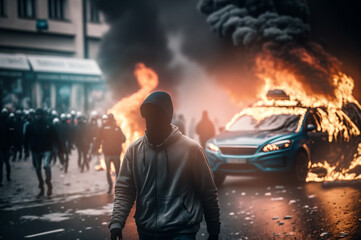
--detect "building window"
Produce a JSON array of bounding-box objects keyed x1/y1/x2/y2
[
  {"x1": 0, "y1": 0, "x2": 5, "y2": 17},
  {"x1": 48, "y1": 0, "x2": 65, "y2": 20},
  {"x1": 18, "y1": 0, "x2": 36, "y2": 18},
  {"x1": 89, "y1": 0, "x2": 99, "y2": 23}
]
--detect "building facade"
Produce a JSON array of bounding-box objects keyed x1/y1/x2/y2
[{"x1": 0, "y1": 0, "x2": 108, "y2": 113}]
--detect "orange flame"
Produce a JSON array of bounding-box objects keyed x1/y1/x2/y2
[
  {"x1": 95, "y1": 63, "x2": 158, "y2": 174},
  {"x1": 108, "y1": 62, "x2": 159, "y2": 157}
]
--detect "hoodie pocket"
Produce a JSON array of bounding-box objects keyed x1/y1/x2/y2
[
  {"x1": 157, "y1": 196, "x2": 191, "y2": 227},
  {"x1": 134, "y1": 197, "x2": 155, "y2": 229}
]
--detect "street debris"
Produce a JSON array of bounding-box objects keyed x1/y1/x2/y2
[
  {"x1": 271, "y1": 197, "x2": 284, "y2": 201},
  {"x1": 288, "y1": 200, "x2": 296, "y2": 205}
]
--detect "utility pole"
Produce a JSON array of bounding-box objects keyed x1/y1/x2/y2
[
  {"x1": 82, "y1": 0, "x2": 89, "y2": 59},
  {"x1": 82, "y1": 0, "x2": 89, "y2": 113}
]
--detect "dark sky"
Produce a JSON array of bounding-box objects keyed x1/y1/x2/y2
[{"x1": 308, "y1": 0, "x2": 361, "y2": 100}]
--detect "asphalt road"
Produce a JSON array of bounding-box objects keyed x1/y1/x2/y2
[{"x1": 1, "y1": 155, "x2": 361, "y2": 239}]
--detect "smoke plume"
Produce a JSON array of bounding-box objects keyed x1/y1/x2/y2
[
  {"x1": 198, "y1": 0, "x2": 347, "y2": 99},
  {"x1": 96, "y1": 0, "x2": 361, "y2": 106},
  {"x1": 95, "y1": 0, "x2": 175, "y2": 97}
]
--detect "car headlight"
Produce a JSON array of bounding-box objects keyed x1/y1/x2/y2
[
  {"x1": 262, "y1": 140, "x2": 291, "y2": 152},
  {"x1": 206, "y1": 142, "x2": 219, "y2": 152}
]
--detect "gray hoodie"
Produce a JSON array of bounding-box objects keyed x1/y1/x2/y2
[{"x1": 109, "y1": 125, "x2": 220, "y2": 236}]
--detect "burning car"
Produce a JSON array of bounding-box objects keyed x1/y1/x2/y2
[{"x1": 205, "y1": 90, "x2": 361, "y2": 186}]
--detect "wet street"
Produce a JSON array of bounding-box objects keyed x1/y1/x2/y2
[{"x1": 1, "y1": 155, "x2": 361, "y2": 240}]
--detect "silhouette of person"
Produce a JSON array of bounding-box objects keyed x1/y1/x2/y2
[
  {"x1": 0, "y1": 108, "x2": 13, "y2": 186},
  {"x1": 75, "y1": 114, "x2": 91, "y2": 172},
  {"x1": 26, "y1": 108, "x2": 62, "y2": 197},
  {"x1": 196, "y1": 111, "x2": 215, "y2": 148},
  {"x1": 109, "y1": 91, "x2": 220, "y2": 240},
  {"x1": 97, "y1": 113, "x2": 126, "y2": 194},
  {"x1": 172, "y1": 113, "x2": 186, "y2": 135}
]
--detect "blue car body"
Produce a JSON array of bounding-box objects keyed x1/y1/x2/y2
[{"x1": 205, "y1": 108, "x2": 313, "y2": 176}]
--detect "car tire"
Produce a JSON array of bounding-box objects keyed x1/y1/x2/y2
[
  {"x1": 213, "y1": 172, "x2": 226, "y2": 187},
  {"x1": 291, "y1": 151, "x2": 309, "y2": 183}
]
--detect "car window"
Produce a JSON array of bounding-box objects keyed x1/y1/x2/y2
[{"x1": 228, "y1": 114, "x2": 301, "y2": 132}]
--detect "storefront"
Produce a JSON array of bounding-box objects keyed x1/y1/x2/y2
[
  {"x1": 0, "y1": 53, "x2": 106, "y2": 113},
  {"x1": 0, "y1": 53, "x2": 31, "y2": 111}
]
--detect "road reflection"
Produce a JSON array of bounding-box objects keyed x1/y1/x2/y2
[{"x1": 213, "y1": 176, "x2": 361, "y2": 239}]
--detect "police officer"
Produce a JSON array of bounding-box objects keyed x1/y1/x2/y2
[
  {"x1": 26, "y1": 108, "x2": 62, "y2": 197},
  {"x1": 97, "y1": 113, "x2": 126, "y2": 194},
  {"x1": 58, "y1": 114, "x2": 72, "y2": 173},
  {"x1": 75, "y1": 114, "x2": 91, "y2": 172},
  {"x1": 12, "y1": 109, "x2": 24, "y2": 161},
  {"x1": 89, "y1": 111, "x2": 100, "y2": 163},
  {"x1": 52, "y1": 118, "x2": 62, "y2": 166},
  {"x1": 0, "y1": 108, "x2": 13, "y2": 186}
]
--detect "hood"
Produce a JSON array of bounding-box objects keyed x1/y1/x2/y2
[
  {"x1": 140, "y1": 91, "x2": 173, "y2": 123},
  {"x1": 213, "y1": 130, "x2": 296, "y2": 147}
]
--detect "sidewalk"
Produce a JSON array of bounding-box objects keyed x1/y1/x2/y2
[{"x1": 0, "y1": 152, "x2": 113, "y2": 209}]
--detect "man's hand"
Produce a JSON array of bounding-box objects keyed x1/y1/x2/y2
[
  {"x1": 110, "y1": 228, "x2": 122, "y2": 240},
  {"x1": 208, "y1": 234, "x2": 219, "y2": 240}
]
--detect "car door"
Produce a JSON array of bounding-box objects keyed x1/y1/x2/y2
[{"x1": 305, "y1": 111, "x2": 330, "y2": 163}]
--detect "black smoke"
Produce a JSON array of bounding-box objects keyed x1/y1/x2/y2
[
  {"x1": 198, "y1": 0, "x2": 348, "y2": 99},
  {"x1": 95, "y1": 0, "x2": 260, "y2": 100},
  {"x1": 96, "y1": 0, "x2": 361, "y2": 102},
  {"x1": 95, "y1": 0, "x2": 174, "y2": 97}
]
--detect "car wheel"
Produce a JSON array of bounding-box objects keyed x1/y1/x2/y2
[
  {"x1": 213, "y1": 172, "x2": 226, "y2": 187},
  {"x1": 291, "y1": 152, "x2": 309, "y2": 183}
]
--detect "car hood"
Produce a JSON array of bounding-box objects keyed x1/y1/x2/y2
[{"x1": 213, "y1": 130, "x2": 295, "y2": 147}]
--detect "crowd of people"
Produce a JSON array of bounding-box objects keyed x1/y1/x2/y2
[
  {"x1": 0, "y1": 107, "x2": 127, "y2": 197},
  {"x1": 0, "y1": 106, "x2": 216, "y2": 197}
]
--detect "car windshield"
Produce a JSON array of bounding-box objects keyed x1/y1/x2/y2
[{"x1": 228, "y1": 114, "x2": 302, "y2": 132}]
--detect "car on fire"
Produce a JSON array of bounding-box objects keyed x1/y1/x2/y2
[{"x1": 205, "y1": 90, "x2": 361, "y2": 185}]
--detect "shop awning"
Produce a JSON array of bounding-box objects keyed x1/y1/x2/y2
[
  {"x1": 26, "y1": 55, "x2": 103, "y2": 82},
  {"x1": 0, "y1": 53, "x2": 30, "y2": 78}
]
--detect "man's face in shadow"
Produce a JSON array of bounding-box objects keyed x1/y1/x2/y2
[{"x1": 142, "y1": 104, "x2": 170, "y2": 135}]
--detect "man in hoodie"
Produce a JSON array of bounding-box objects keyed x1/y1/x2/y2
[{"x1": 109, "y1": 91, "x2": 220, "y2": 240}]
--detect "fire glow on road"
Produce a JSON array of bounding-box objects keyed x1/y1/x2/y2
[{"x1": 24, "y1": 228, "x2": 65, "y2": 238}]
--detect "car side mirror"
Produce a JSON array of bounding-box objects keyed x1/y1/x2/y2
[
  {"x1": 306, "y1": 124, "x2": 316, "y2": 132},
  {"x1": 219, "y1": 127, "x2": 224, "y2": 132}
]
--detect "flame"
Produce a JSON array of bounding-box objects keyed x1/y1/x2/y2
[
  {"x1": 306, "y1": 143, "x2": 361, "y2": 182},
  {"x1": 94, "y1": 63, "x2": 158, "y2": 174},
  {"x1": 107, "y1": 63, "x2": 158, "y2": 163},
  {"x1": 94, "y1": 145, "x2": 115, "y2": 172},
  {"x1": 225, "y1": 54, "x2": 361, "y2": 182}
]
